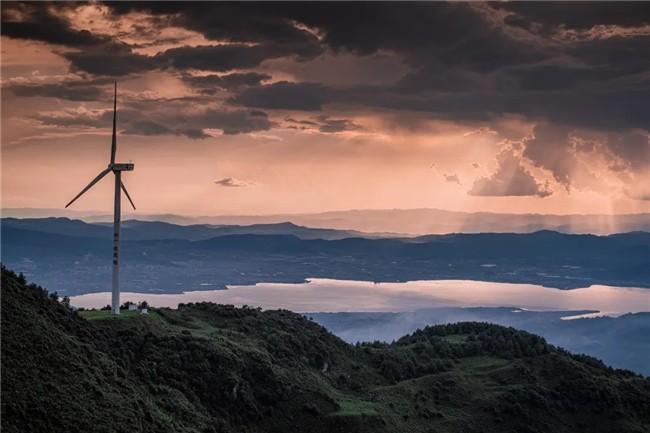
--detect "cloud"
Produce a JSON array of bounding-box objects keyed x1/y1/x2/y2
[
  {"x1": 121, "y1": 120, "x2": 174, "y2": 137},
  {"x1": 183, "y1": 72, "x2": 271, "y2": 93},
  {"x1": 160, "y1": 42, "x2": 321, "y2": 73},
  {"x1": 283, "y1": 115, "x2": 361, "y2": 133},
  {"x1": 1, "y1": 3, "x2": 160, "y2": 76},
  {"x1": 521, "y1": 123, "x2": 649, "y2": 193},
  {"x1": 496, "y1": 2, "x2": 650, "y2": 32},
  {"x1": 605, "y1": 130, "x2": 650, "y2": 172},
  {"x1": 316, "y1": 116, "x2": 361, "y2": 133},
  {"x1": 107, "y1": 2, "x2": 322, "y2": 48},
  {"x1": 445, "y1": 174, "x2": 461, "y2": 185},
  {"x1": 1, "y1": 2, "x2": 112, "y2": 47},
  {"x1": 214, "y1": 177, "x2": 256, "y2": 188},
  {"x1": 627, "y1": 191, "x2": 650, "y2": 201},
  {"x1": 34, "y1": 105, "x2": 272, "y2": 139},
  {"x1": 4, "y1": 2, "x2": 649, "y2": 131},
  {"x1": 64, "y1": 46, "x2": 162, "y2": 76},
  {"x1": 2, "y1": 3, "x2": 323, "y2": 77},
  {"x1": 56, "y1": 42, "x2": 296, "y2": 77},
  {"x1": 523, "y1": 123, "x2": 575, "y2": 188},
  {"x1": 232, "y1": 81, "x2": 329, "y2": 111},
  {"x1": 7, "y1": 81, "x2": 106, "y2": 101},
  {"x1": 469, "y1": 149, "x2": 552, "y2": 197},
  {"x1": 2, "y1": 0, "x2": 649, "y2": 199}
]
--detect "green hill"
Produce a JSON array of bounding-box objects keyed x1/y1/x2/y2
[{"x1": 2, "y1": 266, "x2": 649, "y2": 433}]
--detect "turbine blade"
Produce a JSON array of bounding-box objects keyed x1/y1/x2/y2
[
  {"x1": 110, "y1": 82, "x2": 117, "y2": 164},
  {"x1": 121, "y1": 181, "x2": 136, "y2": 210},
  {"x1": 65, "y1": 168, "x2": 111, "y2": 208}
]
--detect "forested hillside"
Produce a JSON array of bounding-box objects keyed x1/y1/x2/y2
[{"x1": 2, "y1": 267, "x2": 649, "y2": 433}]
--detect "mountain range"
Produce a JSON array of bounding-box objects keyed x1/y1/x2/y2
[
  {"x1": 1, "y1": 217, "x2": 369, "y2": 241},
  {"x1": 4, "y1": 207, "x2": 650, "y2": 235},
  {"x1": 2, "y1": 218, "x2": 649, "y2": 295}
]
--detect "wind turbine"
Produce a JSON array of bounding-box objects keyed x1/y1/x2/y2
[{"x1": 65, "y1": 82, "x2": 136, "y2": 315}]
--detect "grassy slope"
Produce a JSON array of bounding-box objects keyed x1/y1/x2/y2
[{"x1": 2, "y1": 267, "x2": 649, "y2": 433}]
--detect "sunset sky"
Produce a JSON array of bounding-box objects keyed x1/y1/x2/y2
[{"x1": 2, "y1": 2, "x2": 649, "y2": 216}]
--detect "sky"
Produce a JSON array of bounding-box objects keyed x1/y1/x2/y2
[{"x1": 1, "y1": 2, "x2": 649, "y2": 216}]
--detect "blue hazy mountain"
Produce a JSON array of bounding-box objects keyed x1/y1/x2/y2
[
  {"x1": 2, "y1": 219, "x2": 649, "y2": 294},
  {"x1": 1, "y1": 217, "x2": 371, "y2": 240},
  {"x1": 4, "y1": 207, "x2": 650, "y2": 235}
]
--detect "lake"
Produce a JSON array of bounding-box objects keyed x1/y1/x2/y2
[{"x1": 70, "y1": 278, "x2": 650, "y2": 314}]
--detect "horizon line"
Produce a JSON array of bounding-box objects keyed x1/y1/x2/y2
[{"x1": 2, "y1": 206, "x2": 650, "y2": 218}]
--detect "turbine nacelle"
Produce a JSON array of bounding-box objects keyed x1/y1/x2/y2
[{"x1": 111, "y1": 163, "x2": 135, "y2": 171}]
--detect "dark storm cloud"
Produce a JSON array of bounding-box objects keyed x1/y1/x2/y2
[
  {"x1": 34, "y1": 108, "x2": 115, "y2": 129},
  {"x1": 523, "y1": 124, "x2": 575, "y2": 188},
  {"x1": 283, "y1": 116, "x2": 359, "y2": 133},
  {"x1": 160, "y1": 41, "x2": 321, "y2": 72},
  {"x1": 494, "y1": 2, "x2": 650, "y2": 31},
  {"x1": 121, "y1": 120, "x2": 173, "y2": 136},
  {"x1": 6, "y1": 79, "x2": 111, "y2": 101},
  {"x1": 232, "y1": 81, "x2": 329, "y2": 111},
  {"x1": 0, "y1": 2, "x2": 156, "y2": 77},
  {"x1": 102, "y1": 2, "x2": 539, "y2": 73},
  {"x1": 316, "y1": 116, "x2": 361, "y2": 134},
  {"x1": 193, "y1": 109, "x2": 272, "y2": 135},
  {"x1": 162, "y1": 44, "x2": 270, "y2": 72},
  {"x1": 34, "y1": 103, "x2": 272, "y2": 139},
  {"x1": 59, "y1": 42, "x2": 316, "y2": 77},
  {"x1": 183, "y1": 72, "x2": 271, "y2": 92},
  {"x1": 469, "y1": 149, "x2": 552, "y2": 197},
  {"x1": 1, "y1": 2, "x2": 319, "y2": 77},
  {"x1": 1, "y1": 2, "x2": 111, "y2": 47},
  {"x1": 120, "y1": 107, "x2": 273, "y2": 137},
  {"x1": 3, "y1": 0, "x2": 649, "y2": 179},
  {"x1": 64, "y1": 47, "x2": 162, "y2": 76},
  {"x1": 106, "y1": 2, "x2": 321, "y2": 47},
  {"x1": 522, "y1": 124, "x2": 650, "y2": 188},
  {"x1": 232, "y1": 78, "x2": 650, "y2": 133},
  {"x1": 4, "y1": 2, "x2": 648, "y2": 117},
  {"x1": 605, "y1": 130, "x2": 650, "y2": 171}
]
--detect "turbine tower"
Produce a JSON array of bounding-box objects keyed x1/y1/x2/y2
[{"x1": 65, "y1": 82, "x2": 136, "y2": 315}]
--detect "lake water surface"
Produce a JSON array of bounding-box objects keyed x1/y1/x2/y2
[{"x1": 70, "y1": 278, "x2": 650, "y2": 314}]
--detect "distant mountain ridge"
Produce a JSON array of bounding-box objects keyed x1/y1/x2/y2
[
  {"x1": 1, "y1": 217, "x2": 371, "y2": 241},
  {"x1": 2, "y1": 219, "x2": 649, "y2": 294},
  {"x1": 4, "y1": 207, "x2": 650, "y2": 235}
]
